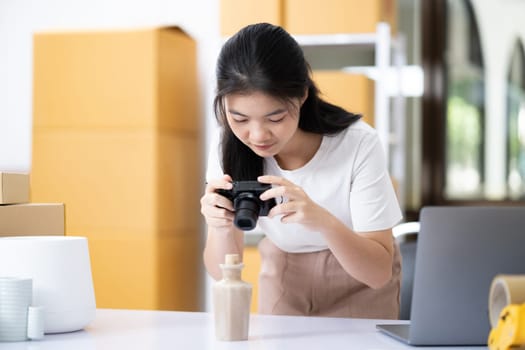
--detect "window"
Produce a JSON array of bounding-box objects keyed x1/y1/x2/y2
[
  {"x1": 415, "y1": 0, "x2": 525, "y2": 219},
  {"x1": 444, "y1": 0, "x2": 485, "y2": 200},
  {"x1": 506, "y1": 40, "x2": 525, "y2": 199}
]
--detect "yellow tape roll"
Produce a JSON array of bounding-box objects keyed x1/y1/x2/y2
[{"x1": 489, "y1": 275, "x2": 525, "y2": 328}]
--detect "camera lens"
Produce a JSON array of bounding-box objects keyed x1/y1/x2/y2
[{"x1": 233, "y1": 193, "x2": 261, "y2": 231}]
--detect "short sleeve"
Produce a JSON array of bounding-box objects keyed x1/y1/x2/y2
[
  {"x1": 349, "y1": 131, "x2": 403, "y2": 232},
  {"x1": 205, "y1": 128, "x2": 224, "y2": 182}
]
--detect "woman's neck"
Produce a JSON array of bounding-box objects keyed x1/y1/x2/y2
[{"x1": 274, "y1": 131, "x2": 323, "y2": 170}]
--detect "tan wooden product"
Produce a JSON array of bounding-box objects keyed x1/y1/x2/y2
[{"x1": 213, "y1": 254, "x2": 252, "y2": 341}]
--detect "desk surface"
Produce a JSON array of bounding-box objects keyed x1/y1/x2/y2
[{"x1": 2, "y1": 309, "x2": 487, "y2": 349}]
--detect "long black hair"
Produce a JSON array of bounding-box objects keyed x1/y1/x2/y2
[{"x1": 214, "y1": 23, "x2": 361, "y2": 180}]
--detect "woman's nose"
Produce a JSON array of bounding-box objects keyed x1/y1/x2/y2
[{"x1": 250, "y1": 124, "x2": 270, "y2": 141}]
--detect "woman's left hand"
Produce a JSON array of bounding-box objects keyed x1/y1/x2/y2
[{"x1": 258, "y1": 175, "x2": 331, "y2": 231}]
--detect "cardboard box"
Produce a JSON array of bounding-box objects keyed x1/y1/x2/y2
[
  {"x1": 285, "y1": 0, "x2": 397, "y2": 34},
  {"x1": 243, "y1": 245, "x2": 261, "y2": 313},
  {"x1": 33, "y1": 27, "x2": 199, "y2": 133},
  {"x1": 31, "y1": 129, "x2": 201, "y2": 239},
  {"x1": 0, "y1": 172, "x2": 30, "y2": 204},
  {"x1": 0, "y1": 203, "x2": 65, "y2": 237},
  {"x1": 312, "y1": 70, "x2": 375, "y2": 125},
  {"x1": 88, "y1": 234, "x2": 201, "y2": 311},
  {"x1": 220, "y1": 0, "x2": 283, "y2": 36}
]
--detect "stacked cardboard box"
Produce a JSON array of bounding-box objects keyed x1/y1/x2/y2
[
  {"x1": 31, "y1": 27, "x2": 203, "y2": 311},
  {"x1": 0, "y1": 172, "x2": 64, "y2": 237},
  {"x1": 220, "y1": 0, "x2": 396, "y2": 36}
]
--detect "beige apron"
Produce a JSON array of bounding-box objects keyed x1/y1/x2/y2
[{"x1": 257, "y1": 236, "x2": 401, "y2": 319}]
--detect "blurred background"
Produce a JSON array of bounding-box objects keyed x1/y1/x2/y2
[{"x1": 1, "y1": 0, "x2": 525, "y2": 312}]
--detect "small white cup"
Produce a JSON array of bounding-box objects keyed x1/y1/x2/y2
[{"x1": 0, "y1": 277, "x2": 45, "y2": 342}]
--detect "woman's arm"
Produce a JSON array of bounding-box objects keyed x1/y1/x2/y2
[
  {"x1": 258, "y1": 174, "x2": 394, "y2": 289},
  {"x1": 201, "y1": 175, "x2": 245, "y2": 280},
  {"x1": 317, "y1": 213, "x2": 394, "y2": 289},
  {"x1": 203, "y1": 226, "x2": 245, "y2": 280}
]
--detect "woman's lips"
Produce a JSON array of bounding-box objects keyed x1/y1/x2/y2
[{"x1": 252, "y1": 143, "x2": 274, "y2": 151}]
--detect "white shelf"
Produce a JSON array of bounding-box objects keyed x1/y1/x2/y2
[
  {"x1": 342, "y1": 65, "x2": 424, "y2": 97},
  {"x1": 293, "y1": 33, "x2": 377, "y2": 47}
]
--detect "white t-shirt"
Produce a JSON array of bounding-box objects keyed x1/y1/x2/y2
[{"x1": 206, "y1": 120, "x2": 403, "y2": 253}]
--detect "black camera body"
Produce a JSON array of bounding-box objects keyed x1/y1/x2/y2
[{"x1": 217, "y1": 181, "x2": 276, "y2": 231}]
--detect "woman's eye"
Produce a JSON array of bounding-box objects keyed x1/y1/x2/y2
[
  {"x1": 232, "y1": 118, "x2": 248, "y2": 123},
  {"x1": 269, "y1": 116, "x2": 285, "y2": 123}
]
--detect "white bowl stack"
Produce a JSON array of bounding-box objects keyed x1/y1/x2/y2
[{"x1": 0, "y1": 277, "x2": 32, "y2": 341}]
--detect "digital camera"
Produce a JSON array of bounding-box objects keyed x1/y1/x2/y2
[{"x1": 217, "y1": 181, "x2": 276, "y2": 231}]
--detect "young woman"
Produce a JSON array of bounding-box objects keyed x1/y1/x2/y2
[{"x1": 201, "y1": 23, "x2": 402, "y2": 319}]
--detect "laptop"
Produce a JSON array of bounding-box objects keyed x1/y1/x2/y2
[{"x1": 377, "y1": 206, "x2": 525, "y2": 346}]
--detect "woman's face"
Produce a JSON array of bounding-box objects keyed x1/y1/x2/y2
[{"x1": 224, "y1": 91, "x2": 302, "y2": 158}]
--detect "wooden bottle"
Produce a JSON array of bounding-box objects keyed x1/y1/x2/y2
[{"x1": 212, "y1": 254, "x2": 252, "y2": 341}]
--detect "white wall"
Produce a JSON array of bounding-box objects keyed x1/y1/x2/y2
[{"x1": 0, "y1": 0, "x2": 220, "y2": 172}]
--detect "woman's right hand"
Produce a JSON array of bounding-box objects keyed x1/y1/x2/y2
[
  {"x1": 200, "y1": 174, "x2": 236, "y2": 230},
  {"x1": 202, "y1": 175, "x2": 245, "y2": 280}
]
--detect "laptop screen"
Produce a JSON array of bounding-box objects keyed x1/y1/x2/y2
[{"x1": 380, "y1": 206, "x2": 525, "y2": 346}]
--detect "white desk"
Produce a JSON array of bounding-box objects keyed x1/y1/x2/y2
[{"x1": 2, "y1": 309, "x2": 487, "y2": 349}]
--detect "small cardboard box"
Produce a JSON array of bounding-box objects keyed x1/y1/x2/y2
[
  {"x1": 220, "y1": 0, "x2": 283, "y2": 36},
  {"x1": 285, "y1": 0, "x2": 397, "y2": 34},
  {"x1": 312, "y1": 71, "x2": 375, "y2": 125},
  {"x1": 0, "y1": 203, "x2": 65, "y2": 237},
  {"x1": 0, "y1": 172, "x2": 30, "y2": 204}
]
